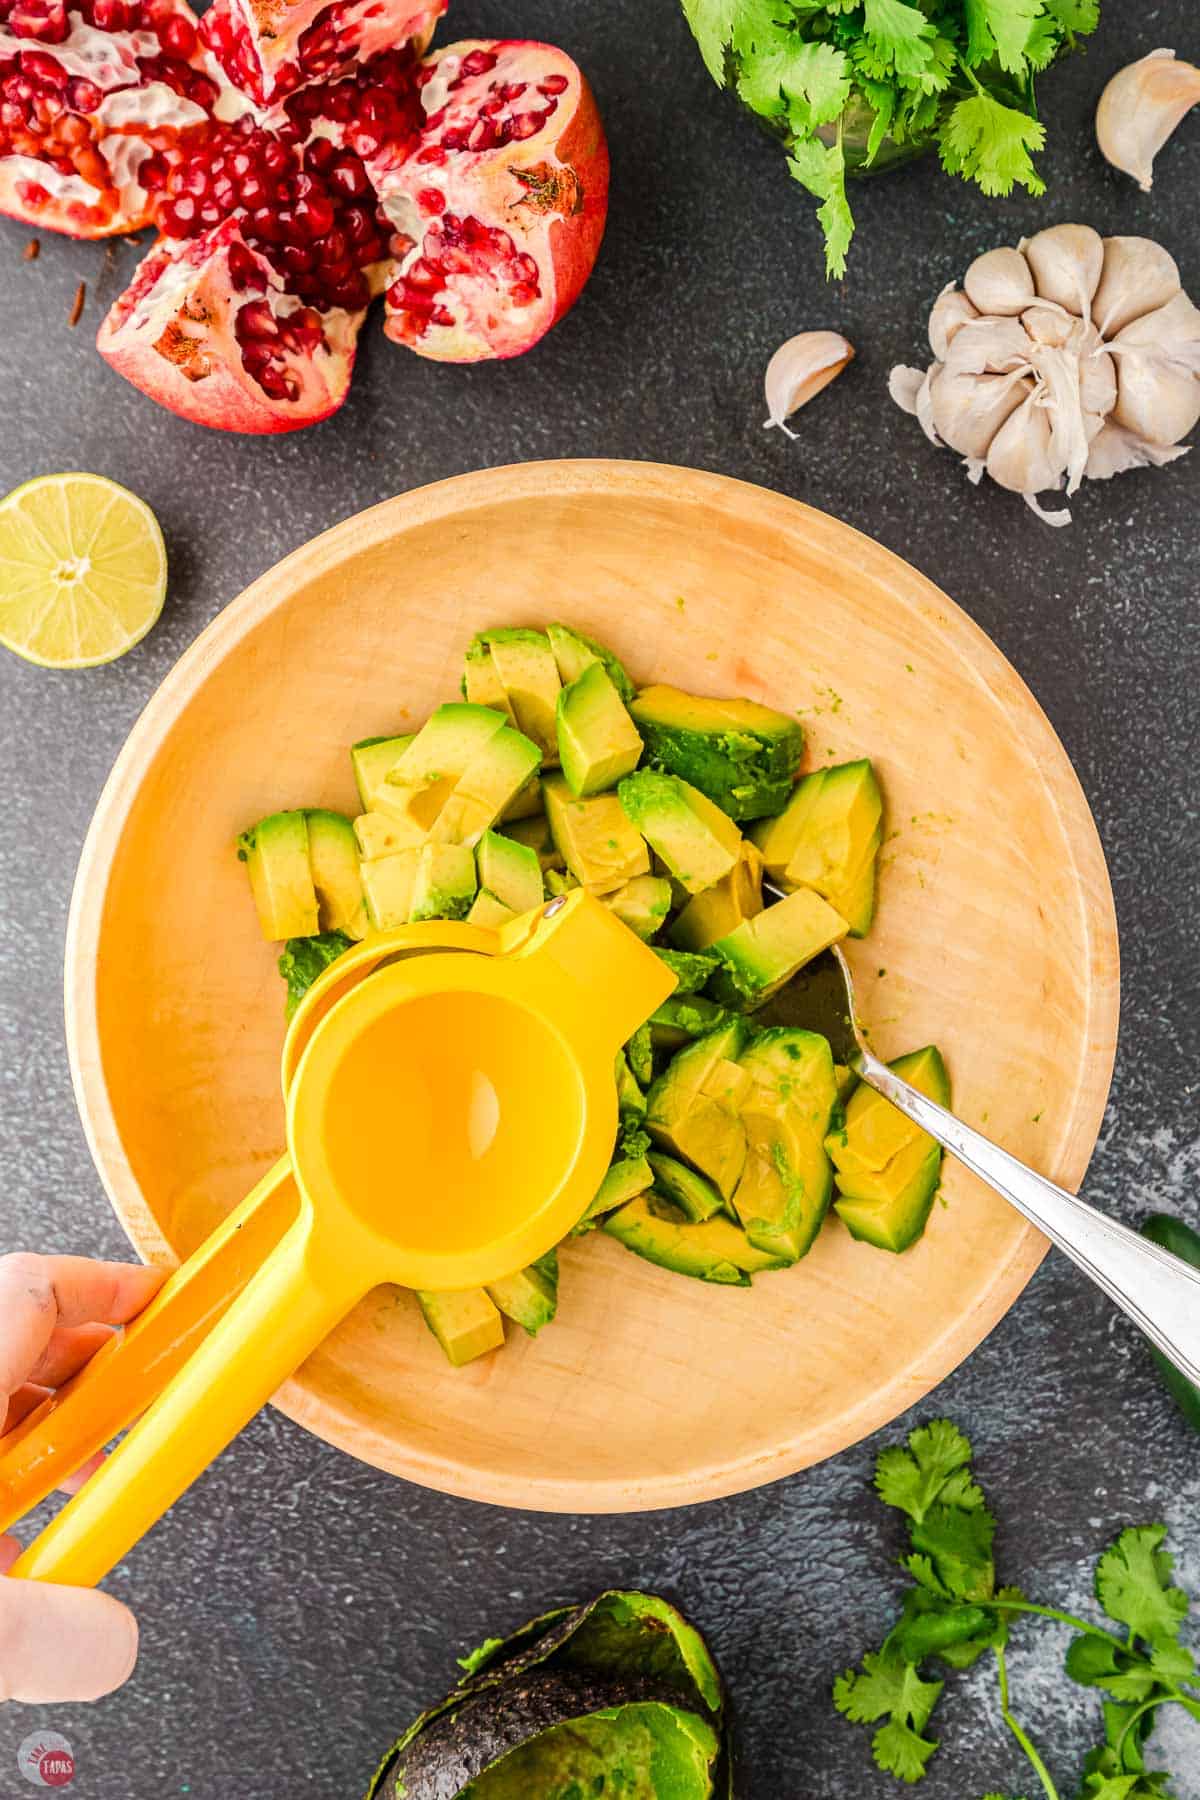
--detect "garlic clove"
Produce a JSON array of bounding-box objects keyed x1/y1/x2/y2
[
  {"x1": 1021, "y1": 224, "x2": 1104, "y2": 317},
  {"x1": 1096, "y1": 48, "x2": 1200, "y2": 193},
  {"x1": 763, "y1": 331, "x2": 854, "y2": 436},
  {"x1": 929, "y1": 366, "x2": 1031, "y2": 459},
  {"x1": 1079, "y1": 348, "x2": 1118, "y2": 427},
  {"x1": 1108, "y1": 290, "x2": 1200, "y2": 372},
  {"x1": 963, "y1": 246, "x2": 1035, "y2": 316},
  {"x1": 1093, "y1": 236, "x2": 1181, "y2": 339},
  {"x1": 928, "y1": 284, "x2": 978, "y2": 359},
  {"x1": 943, "y1": 315, "x2": 1030, "y2": 377},
  {"x1": 1112, "y1": 349, "x2": 1200, "y2": 446},
  {"x1": 1085, "y1": 421, "x2": 1191, "y2": 481},
  {"x1": 986, "y1": 391, "x2": 1068, "y2": 496}
]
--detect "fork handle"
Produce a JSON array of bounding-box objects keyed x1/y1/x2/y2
[{"x1": 859, "y1": 1052, "x2": 1200, "y2": 1389}]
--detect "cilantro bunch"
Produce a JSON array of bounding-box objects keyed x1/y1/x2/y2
[
  {"x1": 680, "y1": 1, "x2": 1100, "y2": 276},
  {"x1": 835, "y1": 1420, "x2": 1200, "y2": 1795}
]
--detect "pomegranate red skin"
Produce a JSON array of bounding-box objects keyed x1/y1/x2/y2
[
  {"x1": 377, "y1": 40, "x2": 609, "y2": 364},
  {"x1": 97, "y1": 219, "x2": 361, "y2": 432}
]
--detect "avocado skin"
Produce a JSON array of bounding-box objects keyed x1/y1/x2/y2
[{"x1": 630, "y1": 687, "x2": 803, "y2": 821}]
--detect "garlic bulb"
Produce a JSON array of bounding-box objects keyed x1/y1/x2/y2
[
  {"x1": 1096, "y1": 49, "x2": 1200, "y2": 192},
  {"x1": 763, "y1": 331, "x2": 854, "y2": 437},
  {"x1": 890, "y1": 226, "x2": 1200, "y2": 526}
]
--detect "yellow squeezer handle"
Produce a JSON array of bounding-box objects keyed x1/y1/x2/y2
[
  {"x1": 6, "y1": 1189, "x2": 362, "y2": 1590},
  {"x1": 0, "y1": 1157, "x2": 298, "y2": 1537}
]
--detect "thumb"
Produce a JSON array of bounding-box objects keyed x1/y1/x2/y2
[{"x1": 0, "y1": 1547, "x2": 139, "y2": 1703}]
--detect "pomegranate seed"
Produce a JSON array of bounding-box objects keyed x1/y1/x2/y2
[
  {"x1": 507, "y1": 112, "x2": 543, "y2": 141},
  {"x1": 304, "y1": 136, "x2": 335, "y2": 173},
  {"x1": 416, "y1": 186, "x2": 444, "y2": 215},
  {"x1": 237, "y1": 299, "x2": 277, "y2": 339},
  {"x1": 65, "y1": 77, "x2": 102, "y2": 112},
  {"x1": 538, "y1": 74, "x2": 568, "y2": 96},
  {"x1": 459, "y1": 49, "x2": 497, "y2": 77},
  {"x1": 159, "y1": 14, "x2": 196, "y2": 58}
]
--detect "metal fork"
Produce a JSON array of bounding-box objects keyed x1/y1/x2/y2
[{"x1": 766, "y1": 929, "x2": 1200, "y2": 1389}]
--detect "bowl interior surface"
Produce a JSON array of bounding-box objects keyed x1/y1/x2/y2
[{"x1": 68, "y1": 461, "x2": 1118, "y2": 1511}]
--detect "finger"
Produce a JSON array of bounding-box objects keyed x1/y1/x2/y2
[
  {"x1": 0, "y1": 1572, "x2": 139, "y2": 1702},
  {"x1": 28, "y1": 1323, "x2": 116, "y2": 1389},
  {"x1": 0, "y1": 1256, "x2": 163, "y2": 1398},
  {"x1": 1, "y1": 1384, "x2": 52, "y2": 1435}
]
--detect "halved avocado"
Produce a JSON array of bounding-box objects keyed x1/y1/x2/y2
[
  {"x1": 630, "y1": 684, "x2": 804, "y2": 820},
  {"x1": 486, "y1": 1251, "x2": 558, "y2": 1337},
  {"x1": 416, "y1": 1289, "x2": 505, "y2": 1366},
  {"x1": 604, "y1": 1194, "x2": 789, "y2": 1284},
  {"x1": 647, "y1": 1152, "x2": 723, "y2": 1222}
]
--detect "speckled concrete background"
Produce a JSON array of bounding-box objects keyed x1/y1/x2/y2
[{"x1": 1, "y1": 1, "x2": 1198, "y2": 1795}]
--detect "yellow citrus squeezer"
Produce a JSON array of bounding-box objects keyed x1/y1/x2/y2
[{"x1": 0, "y1": 891, "x2": 674, "y2": 1589}]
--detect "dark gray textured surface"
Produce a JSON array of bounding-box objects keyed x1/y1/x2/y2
[{"x1": 1, "y1": 1, "x2": 1199, "y2": 1795}]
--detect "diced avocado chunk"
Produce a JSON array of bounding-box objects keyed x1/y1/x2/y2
[
  {"x1": 467, "y1": 888, "x2": 516, "y2": 928},
  {"x1": 278, "y1": 930, "x2": 353, "y2": 1019},
  {"x1": 830, "y1": 1046, "x2": 950, "y2": 1254},
  {"x1": 384, "y1": 704, "x2": 510, "y2": 831},
  {"x1": 630, "y1": 684, "x2": 804, "y2": 820},
  {"x1": 604, "y1": 1194, "x2": 788, "y2": 1284},
  {"x1": 602, "y1": 874, "x2": 672, "y2": 941},
  {"x1": 615, "y1": 1049, "x2": 646, "y2": 1116},
  {"x1": 354, "y1": 810, "x2": 425, "y2": 860},
  {"x1": 477, "y1": 828, "x2": 544, "y2": 914},
  {"x1": 577, "y1": 1152, "x2": 654, "y2": 1231},
  {"x1": 826, "y1": 1045, "x2": 950, "y2": 1177},
  {"x1": 486, "y1": 1250, "x2": 558, "y2": 1336},
  {"x1": 626, "y1": 1022, "x2": 654, "y2": 1088},
  {"x1": 480, "y1": 628, "x2": 561, "y2": 764},
  {"x1": 835, "y1": 1140, "x2": 944, "y2": 1254},
  {"x1": 671, "y1": 841, "x2": 764, "y2": 951},
  {"x1": 408, "y1": 842, "x2": 477, "y2": 922},
  {"x1": 499, "y1": 772, "x2": 542, "y2": 822},
  {"x1": 617, "y1": 772, "x2": 740, "y2": 895},
  {"x1": 428, "y1": 725, "x2": 541, "y2": 848},
  {"x1": 751, "y1": 760, "x2": 883, "y2": 937},
  {"x1": 547, "y1": 621, "x2": 636, "y2": 703},
  {"x1": 305, "y1": 809, "x2": 367, "y2": 939},
  {"x1": 543, "y1": 774, "x2": 650, "y2": 894},
  {"x1": 237, "y1": 810, "x2": 319, "y2": 940},
  {"x1": 416, "y1": 1288, "x2": 505, "y2": 1366},
  {"x1": 708, "y1": 888, "x2": 848, "y2": 1010},
  {"x1": 462, "y1": 637, "x2": 517, "y2": 721},
  {"x1": 652, "y1": 947, "x2": 720, "y2": 993},
  {"x1": 649, "y1": 995, "x2": 730, "y2": 1054},
  {"x1": 647, "y1": 1152, "x2": 723, "y2": 1222},
  {"x1": 556, "y1": 662, "x2": 643, "y2": 798},
  {"x1": 544, "y1": 867, "x2": 581, "y2": 897},
  {"x1": 351, "y1": 733, "x2": 415, "y2": 812},
  {"x1": 361, "y1": 848, "x2": 420, "y2": 929},
  {"x1": 645, "y1": 1020, "x2": 750, "y2": 1200},
  {"x1": 732, "y1": 1029, "x2": 837, "y2": 1261},
  {"x1": 500, "y1": 810, "x2": 564, "y2": 871}
]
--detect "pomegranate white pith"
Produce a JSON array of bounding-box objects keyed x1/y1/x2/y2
[{"x1": 0, "y1": 0, "x2": 608, "y2": 430}]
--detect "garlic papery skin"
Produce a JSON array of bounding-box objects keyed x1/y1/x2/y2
[
  {"x1": 890, "y1": 224, "x2": 1199, "y2": 525},
  {"x1": 763, "y1": 331, "x2": 854, "y2": 437},
  {"x1": 1096, "y1": 48, "x2": 1200, "y2": 192}
]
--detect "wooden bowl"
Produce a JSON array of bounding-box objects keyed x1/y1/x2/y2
[{"x1": 66, "y1": 461, "x2": 1118, "y2": 1511}]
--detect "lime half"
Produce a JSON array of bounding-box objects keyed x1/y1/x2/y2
[{"x1": 0, "y1": 473, "x2": 167, "y2": 669}]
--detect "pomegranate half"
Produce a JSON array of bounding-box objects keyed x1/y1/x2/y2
[{"x1": 0, "y1": 0, "x2": 608, "y2": 430}]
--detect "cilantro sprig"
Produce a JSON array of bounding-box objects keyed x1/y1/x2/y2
[
  {"x1": 834, "y1": 1420, "x2": 1200, "y2": 1795},
  {"x1": 679, "y1": 0, "x2": 1099, "y2": 275}
]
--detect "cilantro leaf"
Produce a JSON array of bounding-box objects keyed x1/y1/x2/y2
[
  {"x1": 1095, "y1": 1527, "x2": 1189, "y2": 1645},
  {"x1": 1149, "y1": 1640, "x2": 1196, "y2": 1686},
  {"x1": 786, "y1": 137, "x2": 853, "y2": 279},
  {"x1": 939, "y1": 92, "x2": 1047, "y2": 197},
  {"x1": 1044, "y1": 0, "x2": 1100, "y2": 34},
  {"x1": 875, "y1": 1419, "x2": 976, "y2": 1524},
  {"x1": 738, "y1": 37, "x2": 853, "y2": 134},
  {"x1": 963, "y1": 0, "x2": 1040, "y2": 74},
  {"x1": 873, "y1": 1718, "x2": 939, "y2": 1783},
  {"x1": 833, "y1": 1647, "x2": 943, "y2": 1728},
  {"x1": 680, "y1": 0, "x2": 739, "y2": 84},
  {"x1": 860, "y1": 0, "x2": 937, "y2": 81},
  {"x1": 1065, "y1": 1634, "x2": 1159, "y2": 1703}
]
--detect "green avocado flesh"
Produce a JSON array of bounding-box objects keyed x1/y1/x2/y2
[
  {"x1": 751, "y1": 758, "x2": 883, "y2": 936},
  {"x1": 830, "y1": 1045, "x2": 951, "y2": 1253},
  {"x1": 630, "y1": 684, "x2": 803, "y2": 820},
  {"x1": 240, "y1": 623, "x2": 921, "y2": 1365},
  {"x1": 461, "y1": 1702, "x2": 720, "y2": 1799}
]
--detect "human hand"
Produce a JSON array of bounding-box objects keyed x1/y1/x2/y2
[{"x1": 0, "y1": 1254, "x2": 165, "y2": 1704}]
